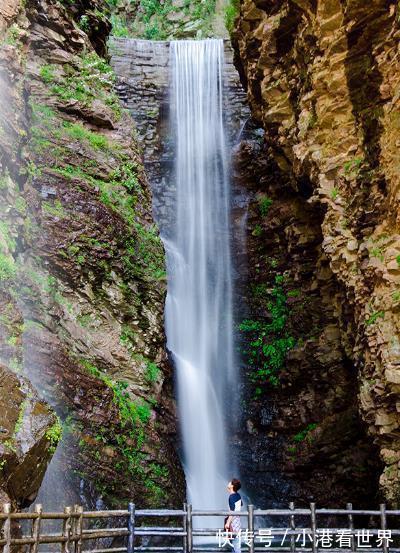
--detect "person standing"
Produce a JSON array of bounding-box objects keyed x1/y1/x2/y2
[{"x1": 225, "y1": 479, "x2": 243, "y2": 553}]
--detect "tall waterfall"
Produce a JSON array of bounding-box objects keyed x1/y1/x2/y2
[{"x1": 164, "y1": 39, "x2": 235, "y2": 510}]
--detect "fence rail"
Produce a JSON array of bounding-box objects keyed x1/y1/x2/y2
[{"x1": 1, "y1": 503, "x2": 399, "y2": 553}]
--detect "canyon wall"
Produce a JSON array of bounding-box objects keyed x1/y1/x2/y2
[
  {"x1": 0, "y1": 0, "x2": 185, "y2": 509},
  {"x1": 109, "y1": 29, "x2": 387, "y2": 508},
  {"x1": 232, "y1": 0, "x2": 400, "y2": 506}
]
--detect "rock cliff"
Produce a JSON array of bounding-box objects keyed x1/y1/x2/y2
[
  {"x1": 232, "y1": 0, "x2": 400, "y2": 505},
  {"x1": 0, "y1": 0, "x2": 185, "y2": 508}
]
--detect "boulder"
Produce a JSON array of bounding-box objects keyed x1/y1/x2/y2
[{"x1": 0, "y1": 364, "x2": 60, "y2": 508}]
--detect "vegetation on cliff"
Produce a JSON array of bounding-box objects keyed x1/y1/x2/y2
[
  {"x1": 232, "y1": 0, "x2": 399, "y2": 506},
  {"x1": 0, "y1": 0, "x2": 185, "y2": 508},
  {"x1": 107, "y1": 0, "x2": 218, "y2": 39}
]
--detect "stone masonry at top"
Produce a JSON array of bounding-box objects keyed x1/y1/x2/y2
[{"x1": 109, "y1": 37, "x2": 250, "y2": 234}]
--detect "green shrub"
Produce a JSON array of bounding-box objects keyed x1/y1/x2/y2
[
  {"x1": 252, "y1": 224, "x2": 263, "y2": 237},
  {"x1": 258, "y1": 196, "x2": 273, "y2": 217},
  {"x1": 0, "y1": 254, "x2": 16, "y2": 282},
  {"x1": 365, "y1": 311, "x2": 384, "y2": 326},
  {"x1": 81, "y1": 360, "x2": 166, "y2": 501},
  {"x1": 293, "y1": 423, "x2": 317, "y2": 443},
  {"x1": 145, "y1": 361, "x2": 160, "y2": 384},
  {"x1": 46, "y1": 418, "x2": 63, "y2": 455},
  {"x1": 43, "y1": 52, "x2": 121, "y2": 120},
  {"x1": 240, "y1": 275, "x2": 296, "y2": 388},
  {"x1": 225, "y1": 0, "x2": 240, "y2": 33}
]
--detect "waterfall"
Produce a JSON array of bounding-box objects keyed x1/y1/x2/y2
[{"x1": 164, "y1": 39, "x2": 235, "y2": 511}]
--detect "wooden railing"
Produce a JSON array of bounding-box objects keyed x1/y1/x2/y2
[{"x1": 1, "y1": 502, "x2": 400, "y2": 553}]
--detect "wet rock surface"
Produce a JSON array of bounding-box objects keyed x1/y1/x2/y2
[
  {"x1": 109, "y1": 32, "x2": 383, "y2": 509},
  {"x1": 0, "y1": 0, "x2": 185, "y2": 509},
  {"x1": 0, "y1": 363, "x2": 58, "y2": 508},
  {"x1": 232, "y1": 0, "x2": 400, "y2": 505}
]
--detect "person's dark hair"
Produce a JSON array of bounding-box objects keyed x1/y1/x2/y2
[{"x1": 231, "y1": 478, "x2": 241, "y2": 492}]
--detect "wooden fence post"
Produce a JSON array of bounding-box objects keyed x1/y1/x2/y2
[
  {"x1": 310, "y1": 503, "x2": 317, "y2": 553},
  {"x1": 3, "y1": 503, "x2": 11, "y2": 553},
  {"x1": 289, "y1": 502, "x2": 296, "y2": 553},
  {"x1": 380, "y1": 504, "x2": 388, "y2": 553},
  {"x1": 248, "y1": 504, "x2": 254, "y2": 553},
  {"x1": 182, "y1": 503, "x2": 187, "y2": 553},
  {"x1": 346, "y1": 503, "x2": 356, "y2": 552},
  {"x1": 74, "y1": 505, "x2": 83, "y2": 553},
  {"x1": 186, "y1": 504, "x2": 192, "y2": 553},
  {"x1": 30, "y1": 504, "x2": 42, "y2": 553},
  {"x1": 127, "y1": 503, "x2": 135, "y2": 553},
  {"x1": 61, "y1": 506, "x2": 72, "y2": 553}
]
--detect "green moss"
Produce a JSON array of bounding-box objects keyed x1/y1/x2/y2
[
  {"x1": 62, "y1": 121, "x2": 111, "y2": 150},
  {"x1": 3, "y1": 439, "x2": 16, "y2": 453},
  {"x1": 0, "y1": 171, "x2": 9, "y2": 190},
  {"x1": 331, "y1": 188, "x2": 339, "y2": 200},
  {"x1": 393, "y1": 290, "x2": 400, "y2": 302},
  {"x1": 344, "y1": 157, "x2": 363, "y2": 176},
  {"x1": 0, "y1": 222, "x2": 16, "y2": 253},
  {"x1": 287, "y1": 289, "x2": 301, "y2": 298},
  {"x1": 6, "y1": 335, "x2": 18, "y2": 346},
  {"x1": 14, "y1": 196, "x2": 27, "y2": 215},
  {"x1": 42, "y1": 199, "x2": 67, "y2": 218},
  {"x1": 39, "y1": 64, "x2": 57, "y2": 84},
  {"x1": 13, "y1": 399, "x2": 28, "y2": 436},
  {"x1": 370, "y1": 247, "x2": 384, "y2": 261}
]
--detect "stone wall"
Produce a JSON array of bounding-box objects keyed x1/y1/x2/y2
[{"x1": 110, "y1": 37, "x2": 250, "y2": 236}]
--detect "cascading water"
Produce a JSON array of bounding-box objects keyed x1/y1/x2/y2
[{"x1": 164, "y1": 39, "x2": 236, "y2": 512}]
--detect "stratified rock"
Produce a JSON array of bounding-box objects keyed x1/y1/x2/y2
[
  {"x1": 0, "y1": 0, "x2": 185, "y2": 509},
  {"x1": 232, "y1": 0, "x2": 400, "y2": 505}
]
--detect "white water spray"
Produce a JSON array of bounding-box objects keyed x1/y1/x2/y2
[{"x1": 164, "y1": 39, "x2": 235, "y2": 511}]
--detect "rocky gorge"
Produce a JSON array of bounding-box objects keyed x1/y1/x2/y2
[
  {"x1": 1, "y1": 0, "x2": 400, "y2": 516},
  {"x1": 231, "y1": 0, "x2": 400, "y2": 507}
]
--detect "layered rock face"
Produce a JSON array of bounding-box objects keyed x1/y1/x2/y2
[
  {"x1": 109, "y1": 38, "x2": 249, "y2": 234},
  {"x1": 0, "y1": 0, "x2": 185, "y2": 508},
  {"x1": 232, "y1": 0, "x2": 400, "y2": 505}
]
